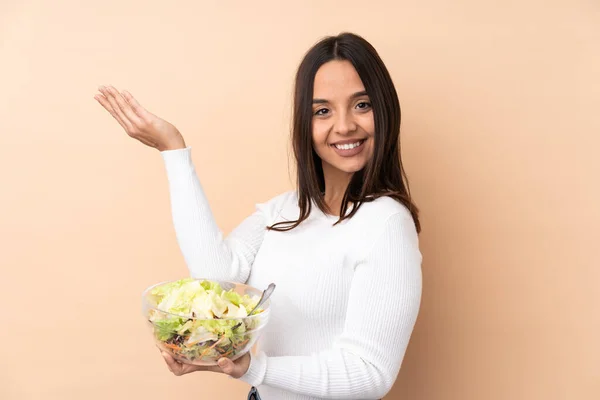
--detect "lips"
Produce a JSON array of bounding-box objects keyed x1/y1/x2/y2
[
  {"x1": 331, "y1": 138, "x2": 367, "y2": 148},
  {"x1": 330, "y1": 139, "x2": 367, "y2": 157}
]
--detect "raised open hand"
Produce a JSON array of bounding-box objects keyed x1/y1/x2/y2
[{"x1": 94, "y1": 85, "x2": 186, "y2": 151}]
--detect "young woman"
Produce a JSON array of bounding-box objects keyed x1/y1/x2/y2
[{"x1": 95, "y1": 32, "x2": 422, "y2": 400}]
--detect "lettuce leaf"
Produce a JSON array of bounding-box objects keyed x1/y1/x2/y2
[{"x1": 154, "y1": 317, "x2": 185, "y2": 341}]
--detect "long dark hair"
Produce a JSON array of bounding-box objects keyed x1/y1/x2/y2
[{"x1": 269, "y1": 32, "x2": 421, "y2": 233}]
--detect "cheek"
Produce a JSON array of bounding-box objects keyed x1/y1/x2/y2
[
  {"x1": 311, "y1": 120, "x2": 329, "y2": 147},
  {"x1": 358, "y1": 113, "x2": 375, "y2": 136}
]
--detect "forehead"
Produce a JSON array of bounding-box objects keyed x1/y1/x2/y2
[{"x1": 313, "y1": 60, "x2": 365, "y2": 97}]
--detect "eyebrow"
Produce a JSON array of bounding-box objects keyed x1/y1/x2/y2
[{"x1": 312, "y1": 90, "x2": 368, "y2": 104}]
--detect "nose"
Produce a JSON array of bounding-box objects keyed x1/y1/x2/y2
[{"x1": 333, "y1": 110, "x2": 357, "y2": 135}]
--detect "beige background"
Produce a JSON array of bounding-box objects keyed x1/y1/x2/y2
[{"x1": 1, "y1": 1, "x2": 599, "y2": 399}]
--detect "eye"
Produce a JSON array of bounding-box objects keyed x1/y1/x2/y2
[
  {"x1": 314, "y1": 108, "x2": 330, "y2": 116},
  {"x1": 356, "y1": 101, "x2": 372, "y2": 110}
]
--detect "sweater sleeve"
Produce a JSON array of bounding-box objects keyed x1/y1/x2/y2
[
  {"x1": 160, "y1": 147, "x2": 273, "y2": 283},
  {"x1": 238, "y1": 211, "x2": 423, "y2": 399}
]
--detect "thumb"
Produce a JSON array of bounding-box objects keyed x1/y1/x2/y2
[{"x1": 217, "y1": 357, "x2": 234, "y2": 375}]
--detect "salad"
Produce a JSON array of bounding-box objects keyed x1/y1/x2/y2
[{"x1": 145, "y1": 278, "x2": 266, "y2": 364}]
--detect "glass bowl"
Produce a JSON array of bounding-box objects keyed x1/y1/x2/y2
[{"x1": 142, "y1": 278, "x2": 270, "y2": 366}]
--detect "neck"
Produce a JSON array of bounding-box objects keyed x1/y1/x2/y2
[{"x1": 322, "y1": 164, "x2": 353, "y2": 216}]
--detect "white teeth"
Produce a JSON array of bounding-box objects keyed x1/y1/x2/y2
[{"x1": 334, "y1": 141, "x2": 362, "y2": 150}]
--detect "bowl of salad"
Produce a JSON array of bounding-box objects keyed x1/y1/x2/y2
[{"x1": 142, "y1": 278, "x2": 270, "y2": 366}]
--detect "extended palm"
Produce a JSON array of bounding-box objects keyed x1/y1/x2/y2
[{"x1": 94, "y1": 85, "x2": 186, "y2": 151}]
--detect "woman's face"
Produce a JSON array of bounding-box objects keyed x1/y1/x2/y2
[{"x1": 311, "y1": 60, "x2": 375, "y2": 178}]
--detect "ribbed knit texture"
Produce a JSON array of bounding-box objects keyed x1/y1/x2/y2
[{"x1": 161, "y1": 147, "x2": 423, "y2": 400}]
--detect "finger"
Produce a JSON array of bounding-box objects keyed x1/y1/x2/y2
[
  {"x1": 103, "y1": 86, "x2": 134, "y2": 130},
  {"x1": 122, "y1": 90, "x2": 152, "y2": 120},
  {"x1": 217, "y1": 358, "x2": 234, "y2": 375},
  {"x1": 94, "y1": 93, "x2": 129, "y2": 131},
  {"x1": 99, "y1": 86, "x2": 133, "y2": 131},
  {"x1": 161, "y1": 351, "x2": 182, "y2": 376},
  {"x1": 108, "y1": 88, "x2": 144, "y2": 128},
  {"x1": 97, "y1": 87, "x2": 128, "y2": 129},
  {"x1": 161, "y1": 351, "x2": 177, "y2": 365}
]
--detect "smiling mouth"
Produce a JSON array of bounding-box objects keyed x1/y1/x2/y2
[{"x1": 330, "y1": 139, "x2": 366, "y2": 150}]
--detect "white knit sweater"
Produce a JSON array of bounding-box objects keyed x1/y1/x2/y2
[{"x1": 160, "y1": 147, "x2": 422, "y2": 400}]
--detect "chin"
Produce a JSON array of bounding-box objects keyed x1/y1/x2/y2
[{"x1": 335, "y1": 159, "x2": 369, "y2": 174}]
